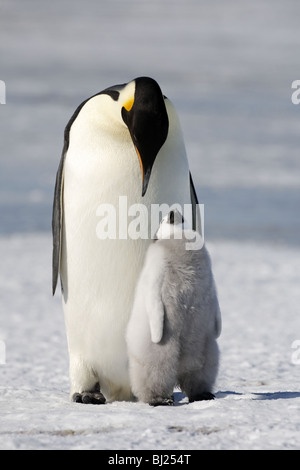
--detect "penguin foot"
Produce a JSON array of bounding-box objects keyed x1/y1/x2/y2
[
  {"x1": 149, "y1": 395, "x2": 174, "y2": 407},
  {"x1": 189, "y1": 392, "x2": 215, "y2": 402},
  {"x1": 72, "y1": 384, "x2": 106, "y2": 405},
  {"x1": 72, "y1": 391, "x2": 106, "y2": 404}
]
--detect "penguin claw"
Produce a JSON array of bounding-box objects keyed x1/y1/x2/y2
[
  {"x1": 72, "y1": 392, "x2": 83, "y2": 403},
  {"x1": 149, "y1": 396, "x2": 174, "y2": 407},
  {"x1": 72, "y1": 391, "x2": 106, "y2": 405}
]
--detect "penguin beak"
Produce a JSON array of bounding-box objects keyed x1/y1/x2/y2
[
  {"x1": 122, "y1": 105, "x2": 168, "y2": 197},
  {"x1": 123, "y1": 110, "x2": 167, "y2": 197},
  {"x1": 121, "y1": 77, "x2": 169, "y2": 197},
  {"x1": 134, "y1": 144, "x2": 156, "y2": 197},
  {"x1": 134, "y1": 145, "x2": 148, "y2": 197}
]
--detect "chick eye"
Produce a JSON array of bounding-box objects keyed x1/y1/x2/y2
[{"x1": 169, "y1": 211, "x2": 175, "y2": 225}]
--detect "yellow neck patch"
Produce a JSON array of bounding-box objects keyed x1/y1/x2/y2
[{"x1": 123, "y1": 96, "x2": 134, "y2": 112}]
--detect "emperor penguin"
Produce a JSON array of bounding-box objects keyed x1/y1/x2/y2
[
  {"x1": 126, "y1": 210, "x2": 221, "y2": 406},
  {"x1": 52, "y1": 77, "x2": 201, "y2": 403}
]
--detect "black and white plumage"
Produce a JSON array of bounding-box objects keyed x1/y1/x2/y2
[
  {"x1": 52, "y1": 77, "x2": 201, "y2": 403},
  {"x1": 126, "y1": 210, "x2": 221, "y2": 406}
]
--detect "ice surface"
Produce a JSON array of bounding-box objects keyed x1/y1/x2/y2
[
  {"x1": 0, "y1": 235, "x2": 300, "y2": 450},
  {"x1": 0, "y1": 0, "x2": 299, "y2": 450}
]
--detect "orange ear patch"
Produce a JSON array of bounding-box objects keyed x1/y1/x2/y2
[{"x1": 123, "y1": 97, "x2": 134, "y2": 112}]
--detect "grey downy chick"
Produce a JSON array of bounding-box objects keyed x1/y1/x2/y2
[{"x1": 126, "y1": 209, "x2": 221, "y2": 406}]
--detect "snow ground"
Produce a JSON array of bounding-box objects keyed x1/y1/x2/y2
[
  {"x1": 0, "y1": 0, "x2": 300, "y2": 451},
  {"x1": 0, "y1": 235, "x2": 299, "y2": 450}
]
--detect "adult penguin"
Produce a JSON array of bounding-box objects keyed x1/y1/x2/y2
[{"x1": 52, "y1": 77, "x2": 201, "y2": 403}]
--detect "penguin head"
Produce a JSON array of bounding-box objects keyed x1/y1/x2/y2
[
  {"x1": 65, "y1": 77, "x2": 169, "y2": 197},
  {"x1": 155, "y1": 209, "x2": 185, "y2": 241},
  {"x1": 102, "y1": 77, "x2": 169, "y2": 196}
]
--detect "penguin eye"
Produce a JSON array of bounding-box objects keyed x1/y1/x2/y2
[{"x1": 169, "y1": 211, "x2": 175, "y2": 225}]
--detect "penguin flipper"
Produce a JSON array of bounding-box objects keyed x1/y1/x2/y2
[
  {"x1": 52, "y1": 94, "x2": 99, "y2": 296},
  {"x1": 52, "y1": 151, "x2": 65, "y2": 295},
  {"x1": 189, "y1": 172, "x2": 202, "y2": 235},
  {"x1": 147, "y1": 295, "x2": 165, "y2": 344},
  {"x1": 144, "y1": 246, "x2": 166, "y2": 343},
  {"x1": 214, "y1": 301, "x2": 222, "y2": 339}
]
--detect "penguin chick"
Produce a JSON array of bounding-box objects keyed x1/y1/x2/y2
[{"x1": 126, "y1": 209, "x2": 221, "y2": 406}]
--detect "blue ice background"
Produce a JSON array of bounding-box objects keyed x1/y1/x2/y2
[{"x1": 0, "y1": 0, "x2": 299, "y2": 246}]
